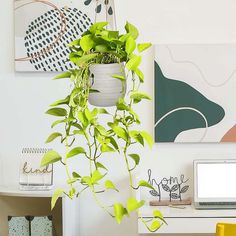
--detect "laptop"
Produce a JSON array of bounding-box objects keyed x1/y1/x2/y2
[{"x1": 194, "y1": 159, "x2": 236, "y2": 209}]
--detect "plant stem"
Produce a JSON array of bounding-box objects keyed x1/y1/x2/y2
[
  {"x1": 93, "y1": 134, "x2": 99, "y2": 169},
  {"x1": 65, "y1": 136, "x2": 72, "y2": 187},
  {"x1": 91, "y1": 186, "x2": 114, "y2": 217},
  {"x1": 124, "y1": 143, "x2": 134, "y2": 196},
  {"x1": 84, "y1": 129, "x2": 93, "y2": 174}
]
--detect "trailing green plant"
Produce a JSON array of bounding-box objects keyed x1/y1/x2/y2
[{"x1": 41, "y1": 21, "x2": 166, "y2": 232}]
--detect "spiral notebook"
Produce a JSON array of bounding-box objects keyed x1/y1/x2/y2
[{"x1": 19, "y1": 148, "x2": 53, "y2": 191}]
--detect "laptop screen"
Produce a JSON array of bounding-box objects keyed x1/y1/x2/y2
[{"x1": 196, "y1": 162, "x2": 236, "y2": 199}]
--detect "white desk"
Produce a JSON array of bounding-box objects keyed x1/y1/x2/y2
[
  {"x1": 0, "y1": 185, "x2": 79, "y2": 236},
  {"x1": 139, "y1": 205, "x2": 236, "y2": 234}
]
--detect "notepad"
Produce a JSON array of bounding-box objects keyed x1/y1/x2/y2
[{"x1": 19, "y1": 148, "x2": 53, "y2": 191}]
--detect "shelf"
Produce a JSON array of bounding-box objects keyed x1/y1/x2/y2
[{"x1": 0, "y1": 185, "x2": 56, "y2": 197}]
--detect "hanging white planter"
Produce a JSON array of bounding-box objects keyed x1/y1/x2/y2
[{"x1": 88, "y1": 63, "x2": 126, "y2": 107}]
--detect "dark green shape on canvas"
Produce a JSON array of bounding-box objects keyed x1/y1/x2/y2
[{"x1": 154, "y1": 62, "x2": 225, "y2": 142}]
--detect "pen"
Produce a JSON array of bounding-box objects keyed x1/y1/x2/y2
[{"x1": 168, "y1": 205, "x2": 186, "y2": 209}]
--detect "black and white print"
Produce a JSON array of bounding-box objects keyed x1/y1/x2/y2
[{"x1": 15, "y1": 0, "x2": 95, "y2": 72}]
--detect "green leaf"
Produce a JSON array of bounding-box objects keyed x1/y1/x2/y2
[
  {"x1": 68, "y1": 38, "x2": 80, "y2": 47},
  {"x1": 91, "y1": 170, "x2": 105, "y2": 184},
  {"x1": 138, "y1": 180, "x2": 155, "y2": 191},
  {"x1": 112, "y1": 74, "x2": 125, "y2": 81},
  {"x1": 96, "y1": 162, "x2": 108, "y2": 171},
  {"x1": 129, "y1": 131, "x2": 144, "y2": 146},
  {"x1": 75, "y1": 53, "x2": 97, "y2": 66},
  {"x1": 119, "y1": 34, "x2": 131, "y2": 42},
  {"x1": 45, "y1": 132, "x2": 62, "y2": 143},
  {"x1": 125, "y1": 36, "x2": 136, "y2": 54},
  {"x1": 109, "y1": 124, "x2": 128, "y2": 141},
  {"x1": 50, "y1": 96, "x2": 70, "y2": 106},
  {"x1": 72, "y1": 123, "x2": 83, "y2": 130},
  {"x1": 46, "y1": 108, "x2": 67, "y2": 117},
  {"x1": 51, "y1": 188, "x2": 64, "y2": 209},
  {"x1": 105, "y1": 180, "x2": 119, "y2": 192},
  {"x1": 67, "y1": 178, "x2": 79, "y2": 184},
  {"x1": 140, "y1": 131, "x2": 154, "y2": 148},
  {"x1": 91, "y1": 108, "x2": 98, "y2": 117},
  {"x1": 137, "y1": 43, "x2": 152, "y2": 53},
  {"x1": 97, "y1": 108, "x2": 110, "y2": 115},
  {"x1": 128, "y1": 154, "x2": 140, "y2": 165},
  {"x1": 84, "y1": 108, "x2": 93, "y2": 121},
  {"x1": 150, "y1": 220, "x2": 161, "y2": 231},
  {"x1": 81, "y1": 176, "x2": 92, "y2": 186},
  {"x1": 153, "y1": 210, "x2": 166, "y2": 224},
  {"x1": 130, "y1": 91, "x2": 151, "y2": 104},
  {"x1": 135, "y1": 68, "x2": 144, "y2": 83},
  {"x1": 90, "y1": 22, "x2": 108, "y2": 33},
  {"x1": 69, "y1": 52, "x2": 82, "y2": 64},
  {"x1": 66, "y1": 147, "x2": 86, "y2": 159},
  {"x1": 113, "y1": 127, "x2": 129, "y2": 141},
  {"x1": 129, "y1": 109, "x2": 140, "y2": 123},
  {"x1": 69, "y1": 88, "x2": 81, "y2": 107},
  {"x1": 116, "y1": 98, "x2": 129, "y2": 111},
  {"x1": 126, "y1": 55, "x2": 142, "y2": 71},
  {"x1": 113, "y1": 203, "x2": 128, "y2": 224},
  {"x1": 108, "y1": 30, "x2": 119, "y2": 39},
  {"x1": 41, "y1": 150, "x2": 62, "y2": 167},
  {"x1": 101, "y1": 144, "x2": 115, "y2": 153},
  {"x1": 78, "y1": 111, "x2": 88, "y2": 128},
  {"x1": 72, "y1": 172, "x2": 81, "y2": 179},
  {"x1": 95, "y1": 44, "x2": 108, "y2": 52},
  {"x1": 53, "y1": 72, "x2": 71, "y2": 80},
  {"x1": 108, "y1": 137, "x2": 119, "y2": 151},
  {"x1": 69, "y1": 187, "x2": 76, "y2": 198},
  {"x1": 127, "y1": 198, "x2": 145, "y2": 213},
  {"x1": 73, "y1": 130, "x2": 84, "y2": 136},
  {"x1": 80, "y1": 34, "x2": 95, "y2": 52},
  {"x1": 125, "y1": 22, "x2": 139, "y2": 39},
  {"x1": 96, "y1": 125, "x2": 108, "y2": 136},
  {"x1": 51, "y1": 119, "x2": 66, "y2": 128}
]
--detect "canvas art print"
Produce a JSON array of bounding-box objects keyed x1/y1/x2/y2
[
  {"x1": 15, "y1": 0, "x2": 115, "y2": 72},
  {"x1": 154, "y1": 45, "x2": 236, "y2": 143}
]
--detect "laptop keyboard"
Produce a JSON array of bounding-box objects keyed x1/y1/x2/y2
[{"x1": 199, "y1": 202, "x2": 236, "y2": 206}]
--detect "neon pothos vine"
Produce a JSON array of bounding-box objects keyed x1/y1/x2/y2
[{"x1": 41, "y1": 22, "x2": 166, "y2": 232}]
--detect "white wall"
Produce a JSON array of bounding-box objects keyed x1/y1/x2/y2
[{"x1": 1, "y1": 0, "x2": 236, "y2": 236}]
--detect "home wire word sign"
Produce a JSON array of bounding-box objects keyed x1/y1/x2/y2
[
  {"x1": 19, "y1": 148, "x2": 53, "y2": 190},
  {"x1": 147, "y1": 169, "x2": 190, "y2": 206}
]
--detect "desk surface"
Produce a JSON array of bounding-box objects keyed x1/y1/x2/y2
[
  {"x1": 139, "y1": 205, "x2": 236, "y2": 234},
  {"x1": 140, "y1": 204, "x2": 236, "y2": 218}
]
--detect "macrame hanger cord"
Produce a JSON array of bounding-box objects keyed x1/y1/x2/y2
[
  {"x1": 95, "y1": 0, "x2": 99, "y2": 23},
  {"x1": 94, "y1": 0, "x2": 117, "y2": 30},
  {"x1": 105, "y1": 1, "x2": 108, "y2": 27},
  {"x1": 113, "y1": 0, "x2": 117, "y2": 30}
]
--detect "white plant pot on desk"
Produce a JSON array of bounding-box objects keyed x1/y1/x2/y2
[{"x1": 88, "y1": 63, "x2": 126, "y2": 107}]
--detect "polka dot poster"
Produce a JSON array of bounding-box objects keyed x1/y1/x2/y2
[{"x1": 14, "y1": 0, "x2": 98, "y2": 72}]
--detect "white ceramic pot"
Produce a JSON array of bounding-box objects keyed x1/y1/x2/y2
[{"x1": 88, "y1": 63, "x2": 126, "y2": 107}]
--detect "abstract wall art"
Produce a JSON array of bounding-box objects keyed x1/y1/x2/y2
[
  {"x1": 154, "y1": 44, "x2": 236, "y2": 143},
  {"x1": 14, "y1": 0, "x2": 96, "y2": 72}
]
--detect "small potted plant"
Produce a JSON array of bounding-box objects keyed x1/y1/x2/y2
[
  {"x1": 68, "y1": 21, "x2": 148, "y2": 107},
  {"x1": 41, "y1": 21, "x2": 166, "y2": 232}
]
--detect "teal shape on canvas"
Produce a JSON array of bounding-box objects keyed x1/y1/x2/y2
[{"x1": 154, "y1": 61, "x2": 225, "y2": 142}]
